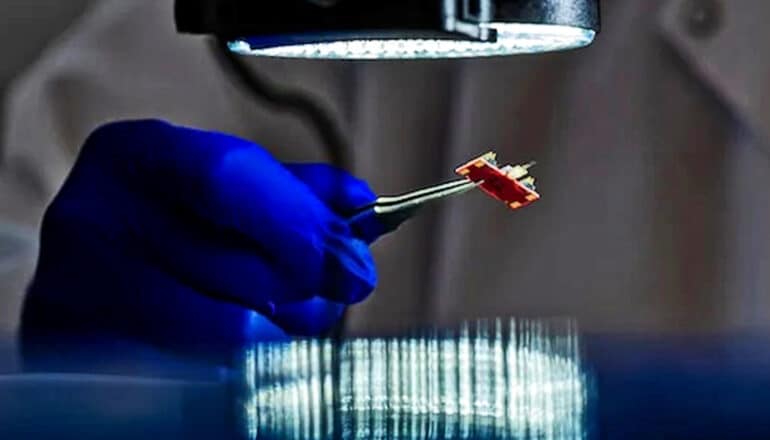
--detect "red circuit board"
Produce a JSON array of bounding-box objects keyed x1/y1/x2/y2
[{"x1": 455, "y1": 152, "x2": 540, "y2": 210}]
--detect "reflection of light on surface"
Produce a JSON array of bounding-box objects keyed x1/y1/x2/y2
[
  {"x1": 242, "y1": 319, "x2": 585, "y2": 440},
  {"x1": 229, "y1": 24, "x2": 595, "y2": 60}
]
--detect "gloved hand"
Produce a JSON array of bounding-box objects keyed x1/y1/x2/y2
[{"x1": 21, "y1": 119, "x2": 379, "y2": 360}]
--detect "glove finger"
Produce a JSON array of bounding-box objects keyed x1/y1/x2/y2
[
  {"x1": 319, "y1": 234, "x2": 377, "y2": 304},
  {"x1": 284, "y1": 163, "x2": 376, "y2": 215},
  {"x1": 285, "y1": 162, "x2": 384, "y2": 264}
]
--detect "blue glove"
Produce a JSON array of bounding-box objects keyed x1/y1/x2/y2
[{"x1": 21, "y1": 119, "x2": 379, "y2": 360}]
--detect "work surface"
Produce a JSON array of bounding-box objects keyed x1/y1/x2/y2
[{"x1": 1, "y1": 334, "x2": 770, "y2": 439}]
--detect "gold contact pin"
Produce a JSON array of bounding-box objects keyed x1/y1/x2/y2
[
  {"x1": 483, "y1": 152, "x2": 497, "y2": 161},
  {"x1": 521, "y1": 176, "x2": 536, "y2": 186}
]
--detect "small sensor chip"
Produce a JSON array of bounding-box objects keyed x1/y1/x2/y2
[{"x1": 455, "y1": 152, "x2": 540, "y2": 210}]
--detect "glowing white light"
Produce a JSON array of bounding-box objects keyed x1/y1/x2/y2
[
  {"x1": 242, "y1": 319, "x2": 586, "y2": 440},
  {"x1": 229, "y1": 23, "x2": 596, "y2": 60}
]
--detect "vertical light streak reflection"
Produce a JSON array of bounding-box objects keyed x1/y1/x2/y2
[
  {"x1": 340, "y1": 340, "x2": 353, "y2": 440},
  {"x1": 427, "y1": 332, "x2": 440, "y2": 438},
  {"x1": 389, "y1": 338, "x2": 401, "y2": 438},
  {"x1": 493, "y1": 319, "x2": 505, "y2": 437},
  {"x1": 458, "y1": 322, "x2": 472, "y2": 438},
  {"x1": 370, "y1": 339, "x2": 386, "y2": 439},
  {"x1": 242, "y1": 319, "x2": 586, "y2": 440},
  {"x1": 441, "y1": 336, "x2": 458, "y2": 439},
  {"x1": 322, "y1": 339, "x2": 333, "y2": 440}
]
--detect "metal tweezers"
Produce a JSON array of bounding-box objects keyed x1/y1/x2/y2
[{"x1": 348, "y1": 179, "x2": 479, "y2": 237}]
